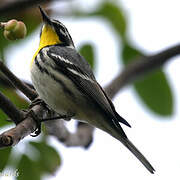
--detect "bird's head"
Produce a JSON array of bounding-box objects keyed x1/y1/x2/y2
[{"x1": 38, "y1": 6, "x2": 74, "y2": 48}]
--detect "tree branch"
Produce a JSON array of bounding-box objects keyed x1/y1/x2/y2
[
  {"x1": 45, "y1": 121, "x2": 94, "y2": 148},
  {"x1": 0, "y1": 117, "x2": 35, "y2": 148},
  {"x1": 0, "y1": 61, "x2": 37, "y2": 101},
  {"x1": 0, "y1": 0, "x2": 51, "y2": 16},
  {"x1": 0, "y1": 74, "x2": 35, "y2": 90},
  {"x1": 105, "y1": 44, "x2": 180, "y2": 99},
  {"x1": 0, "y1": 104, "x2": 43, "y2": 148},
  {"x1": 0, "y1": 91, "x2": 24, "y2": 124},
  {"x1": 0, "y1": 0, "x2": 70, "y2": 16}
]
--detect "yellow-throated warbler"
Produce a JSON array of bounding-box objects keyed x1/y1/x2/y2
[{"x1": 30, "y1": 7, "x2": 155, "y2": 173}]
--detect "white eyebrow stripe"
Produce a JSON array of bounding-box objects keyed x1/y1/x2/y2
[{"x1": 67, "y1": 68, "x2": 94, "y2": 83}]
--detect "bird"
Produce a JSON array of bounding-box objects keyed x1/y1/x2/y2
[{"x1": 30, "y1": 6, "x2": 155, "y2": 173}]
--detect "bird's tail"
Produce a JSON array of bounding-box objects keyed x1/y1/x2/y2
[
  {"x1": 105, "y1": 125, "x2": 155, "y2": 174},
  {"x1": 91, "y1": 113, "x2": 155, "y2": 173},
  {"x1": 120, "y1": 137, "x2": 155, "y2": 173},
  {"x1": 98, "y1": 122, "x2": 155, "y2": 173}
]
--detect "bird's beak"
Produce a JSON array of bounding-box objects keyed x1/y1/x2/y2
[{"x1": 39, "y1": 6, "x2": 52, "y2": 25}]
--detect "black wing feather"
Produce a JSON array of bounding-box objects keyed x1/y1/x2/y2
[{"x1": 47, "y1": 46, "x2": 130, "y2": 137}]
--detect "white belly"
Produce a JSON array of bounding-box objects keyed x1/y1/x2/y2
[
  {"x1": 31, "y1": 60, "x2": 99, "y2": 122},
  {"x1": 31, "y1": 61, "x2": 78, "y2": 116},
  {"x1": 30, "y1": 59, "x2": 112, "y2": 134}
]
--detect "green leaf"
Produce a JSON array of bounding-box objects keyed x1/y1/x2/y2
[
  {"x1": 17, "y1": 154, "x2": 40, "y2": 180},
  {"x1": 29, "y1": 141, "x2": 61, "y2": 174},
  {"x1": 92, "y1": 2, "x2": 127, "y2": 38},
  {"x1": 122, "y1": 43, "x2": 173, "y2": 116},
  {"x1": 79, "y1": 43, "x2": 95, "y2": 69},
  {"x1": 16, "y1": 141, "x2": 61, "y2": 179},
  {"x1": 122, "y1": 43, "x2": 142, "y2": 65},
  {"x1": 0, "y1": 147, "x2": 12, "y2": 170},
  {"x1": 135, "y1": 70, "x2": 173, "y2": 116}
]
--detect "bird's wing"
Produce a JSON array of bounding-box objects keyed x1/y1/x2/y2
[{"x1": 47, "y1": 46, "x2": 130, "y2": 137}]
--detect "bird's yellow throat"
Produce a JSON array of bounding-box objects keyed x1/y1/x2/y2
[{"x1": 31, "y1": 24, "x2": 61, "y2": 67}]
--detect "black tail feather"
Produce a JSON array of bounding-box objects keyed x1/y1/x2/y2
[
  {"x1": 121, "y1": 137, "x2": 155, "y2": 173},
  {"x1": 114, "y1": 111, "x2": 131, "y2": 128},
  {"x1": 107, "y1": 124, "x2": 155, "y2": 173}
]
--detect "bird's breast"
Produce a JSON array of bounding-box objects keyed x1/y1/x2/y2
[{"x1": 30, "y1": 55, "x2": 92, "y2": 118}]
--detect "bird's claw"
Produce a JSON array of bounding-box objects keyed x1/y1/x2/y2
[{"x1": 29, "y1": 98, "x2": 47, "y2": 109}]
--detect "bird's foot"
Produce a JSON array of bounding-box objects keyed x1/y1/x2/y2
[
  {"x1": 29, "y1": 97, "x2": 47, "y2": 109},
  {"x1": 27, "y1": 109, "x2": 42, "y2": 137}
]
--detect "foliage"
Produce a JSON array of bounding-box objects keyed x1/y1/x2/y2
[
  {"x1": 79, "y1": 43, "x2": 95, "y2": 69},
  {"x1": 16, "y1": 141, "x2": 61, "y2": 180},
  {"x1": 122, "y1": 43, "x2": 173, "y2": 116}
]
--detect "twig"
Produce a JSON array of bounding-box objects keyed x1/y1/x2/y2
[
  {"x1": 0, "y1": 75, "x2": 35, "y2": 90},
  {"x1": 0, "y1": 61, "x2": 37, "y2": 101},
  {"x1": 0, "y1": 104, "x2": 44, "y2": 148},
  {"x1": 0, "y1": 0, "x2": 50, "y2": 16},
  {"x1": 0, "y1": 75, "x2": 14, "y2": 88},
  {"x1": 105, "y1": 44, "x2": 180, "y2": 99},
  {"x1": 0, "y1": 118, "x2": 36, "y2": 148},
  {"x1": 0, "y1": 0, "x2": 70, "y2": 16},
  {"x1": 0, "y1": 91, "x2": 24, "y2": 124},
  {"x1": 45, "y1": 121, "x2": 94, "y2": 148}
]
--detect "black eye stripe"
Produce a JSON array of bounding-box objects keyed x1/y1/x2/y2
[
  {"x1": 51, "y1": 19, "x2": 75, "y2": 47},
  {"x1": 53, "y1": 23, "x2": 65, "y2": 32}
]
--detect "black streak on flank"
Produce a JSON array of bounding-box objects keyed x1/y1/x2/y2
[{"x1": 34, "y1": 57, "x2": 75, "y2": 98}]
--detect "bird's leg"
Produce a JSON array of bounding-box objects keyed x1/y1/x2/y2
[
  {"x1": 29, "y1": 97, "x2": 74, "y2": 132},
  {"x1": 28, "y1": 109, "x2": 42, "y2": 137},
  {"x1": 26, "y1": 97, "x2": 48, "y2": 137},
  {"x1": 30, "y1": 97, "x2": 75, "y2": 121}
]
